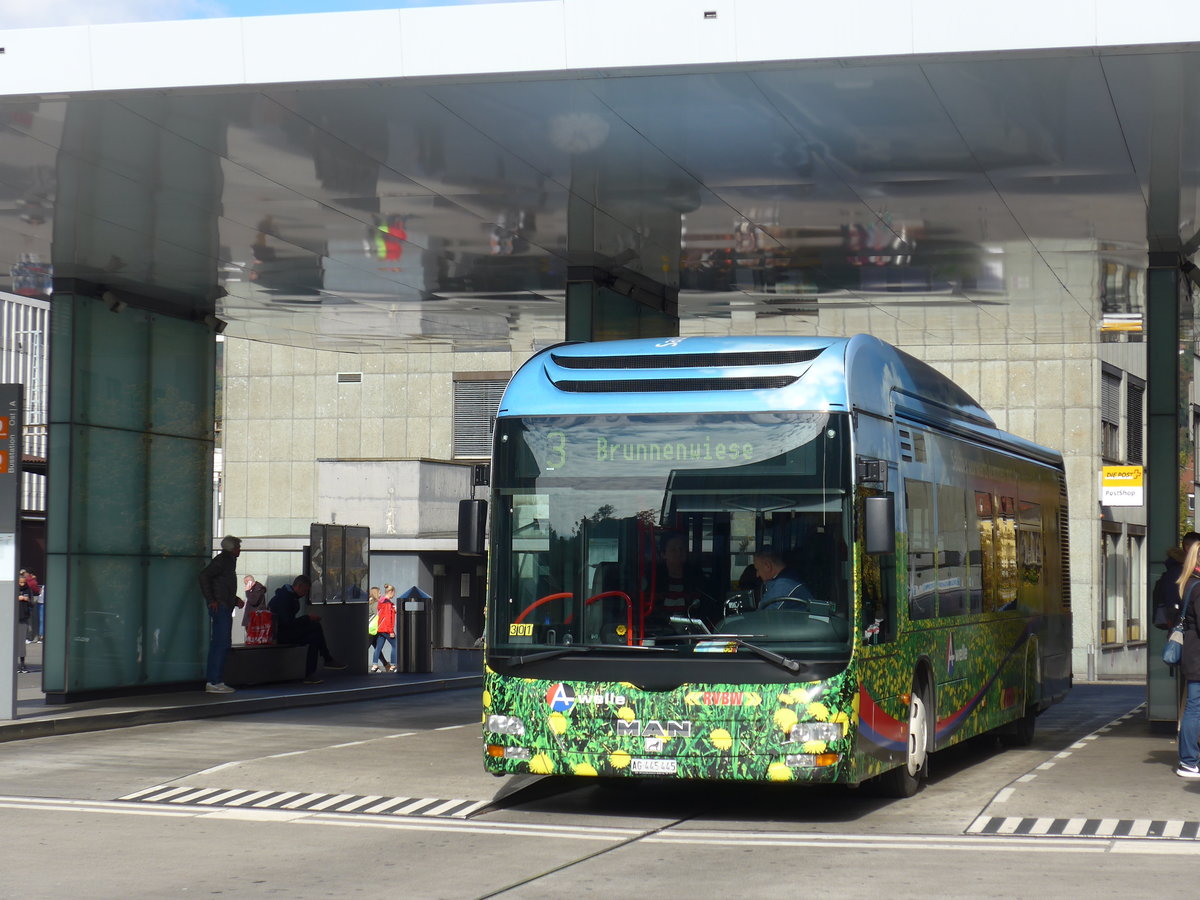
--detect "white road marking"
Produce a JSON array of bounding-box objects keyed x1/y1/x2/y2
[
  {"x1": 2, "y1": 794, "x2": 1195, "y2": 855},
  {"x1": 994, "y1": 787, "x2": 1015, "y2": 803}
]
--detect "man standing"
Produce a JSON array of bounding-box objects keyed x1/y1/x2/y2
[{"x1": 198, "y1": 535, "x2": 244, "y2": 694}]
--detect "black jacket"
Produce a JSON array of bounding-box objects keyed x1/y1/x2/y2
[
  {"x1": 197, "y1": 551, "x2": 238, "y2": 609},
  {"x1": 1180, "y1": 575, "x2": 1200, "y2": 681}
]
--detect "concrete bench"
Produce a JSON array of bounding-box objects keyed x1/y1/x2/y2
[{"x1": 223, "y1": 642, "x2": 307, "y2": 687}]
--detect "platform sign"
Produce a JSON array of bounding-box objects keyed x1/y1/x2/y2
[
  {"x1": 0, "y1": 386, "x2": 22, "y2": 720},
  {"x1": 1101, "y1": 465, "x2": 1144, "y2": 507}
]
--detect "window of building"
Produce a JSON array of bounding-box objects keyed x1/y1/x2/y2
[
  {"x1": 1100, "y1": 367, "x2": 1121, "y2": 461},
  {"x1": 1126, "y1": 377, "x2": 1144, "y2": 465},
  {"x1": 1101, "y1": 532, "x2": 1122, "y2": 645},
  {"x1": 452, "y1": 377, "x2": 507, "y2": 458},
  {"x1": 1127, "y1": 534, "x2": 1144, "y2": 643}
]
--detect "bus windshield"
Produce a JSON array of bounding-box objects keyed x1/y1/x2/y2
[{"x1": 490, "y1": 411, "x2": 852, "y2": 661}]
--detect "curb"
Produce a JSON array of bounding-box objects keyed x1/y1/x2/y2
[{"x1": 0, "y1": 674, "x2": 483, "y2": 743}]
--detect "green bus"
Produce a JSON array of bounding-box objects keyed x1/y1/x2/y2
[{"x1": 480, "y1": 335, "x2": 1070, "y2": 796}]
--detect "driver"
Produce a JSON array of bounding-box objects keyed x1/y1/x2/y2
[{"x1": 753, "y1": 550, "x2": 815, "y2": 607}]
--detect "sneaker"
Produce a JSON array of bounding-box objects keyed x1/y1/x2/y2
[
  {"x1": 369, "y1": 665, "x2": 381, "y2": 673},
  {"x1": 302, "y1": 676, "x2": 324, "y2": 685},
  {"x1": 323, "y1": 658, "x2": 348, "y2": 670},
  {"x1": 1176, "y1": 763, "x2": 1200, "y2": 778},
  {"x1": 205, "y1": 682, "x2": 235, "y2": 694}
]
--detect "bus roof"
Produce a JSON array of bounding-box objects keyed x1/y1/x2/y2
[{"x1": 499, "y1": 334, "x2": 1061, "y2": 466}]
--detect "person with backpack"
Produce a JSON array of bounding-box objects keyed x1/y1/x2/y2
[
  {"x1": 1154, "y1": 533, "x2": 1200, "y2": 631},
  {"x1": 370, "y1": 584, "x2": 398, "y2": 673},
  {"x1": 1175, "y1": 538, "x2": 1200, "y2": 778}
]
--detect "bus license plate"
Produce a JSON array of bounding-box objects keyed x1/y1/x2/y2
[{"x1": 631, "y1": 758, "x2": 677, "y2": 775}]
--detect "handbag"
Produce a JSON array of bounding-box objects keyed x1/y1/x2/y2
[
  {"x1": 1164, "y1": 624, "x2": 1185, "y2": 666},
  {"x1": 368, "y1": 613, "x2": 379, "y2": 637},
  {"x1": 245, "y1": 609, "x2": 273, "y2": 645}
]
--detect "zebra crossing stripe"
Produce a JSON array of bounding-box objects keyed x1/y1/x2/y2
[
  {"x1": 365, "y1": 797, "x2": 408, "y2": 815},
  {"x1": 392, "y1": 798, "x2": 441, "y2": 816},
  {"x1": 308, "y1": 793, "x2": 355, "y2": 811},
  {"x1": 253, "y1": 791, "x2": 303, "y2": 808},
  {"x1": 173, "y1": 788, "x2": 222, "y2": 805},
  {"x1": 225, "y1": 790, "x2": 273, "y2": 807},
  {"x1": 139, "y1": 787, "x2": 194, "y2": 803},
  {"x1": 966, "y1": 816, "x2": 1200, "y2": 840},
  {"x1": 116, "y1": 787, "x2": 489, "y2": 819},
  {"x1": 338, "y1": 795, "x2": 383, "y2": 812}
]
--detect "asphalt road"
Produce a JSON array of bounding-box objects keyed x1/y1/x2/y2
[{"x1": 0, "y1": 682, "x2": 1185, "y2": 899}]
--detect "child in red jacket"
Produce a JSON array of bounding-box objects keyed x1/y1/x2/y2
[{"x1": 370, "y1": 585, "x2": 397, "y2": 673}]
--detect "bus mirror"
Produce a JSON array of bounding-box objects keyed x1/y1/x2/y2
[
  {"x1": 864, "y1": 496, "x2": 895, "y2": 554},
  {"x1": 458, "y1": 499, "x2": 487, "y2": 555}
]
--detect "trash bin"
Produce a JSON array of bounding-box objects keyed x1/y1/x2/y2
[{"x1": 399, "y1": 585, "x2": 432, "y2": 673}]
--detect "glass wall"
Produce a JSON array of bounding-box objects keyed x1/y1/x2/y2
[{"x1": 46, "y1": 292, "x2": 215, "y2": 696}]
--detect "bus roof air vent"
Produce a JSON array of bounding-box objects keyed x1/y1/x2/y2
[
  {"x1": 548, "y1": 375, "x2": 798, "y2": 393},
  {"x1": 549, "y1": 349, "x2": 822, "y2": 370}
]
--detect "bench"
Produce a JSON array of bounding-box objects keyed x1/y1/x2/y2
[{"x1": 223, "y1": 642, "x2": 307, "y2": 687}]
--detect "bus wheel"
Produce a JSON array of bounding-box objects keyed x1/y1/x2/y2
[{"x1": 878, "y1": 685, "x2": 930, "y2": 798}]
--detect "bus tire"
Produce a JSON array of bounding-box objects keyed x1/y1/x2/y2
[{"x1": 877, "y1": 682, "x2": 931, "y2": 798}]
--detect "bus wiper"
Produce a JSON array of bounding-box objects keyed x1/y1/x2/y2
[
  {"x1": 505, "y1": 643, "x2": 665, "y2": 667},
  {"x1": 653, "y1": 633, "x2": 807, "y2": 675}
]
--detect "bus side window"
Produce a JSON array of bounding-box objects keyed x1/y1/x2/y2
[
  {"x1": 975, "y1": 491, "x2": 997, "y2": 611},
  {"x1": 905, "y1": 479, "x2": 936, "y2": 621}
]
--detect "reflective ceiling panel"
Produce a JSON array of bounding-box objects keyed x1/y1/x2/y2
[{"x1": 0, "y1": 43, "x2": 1195, "y2": 349}]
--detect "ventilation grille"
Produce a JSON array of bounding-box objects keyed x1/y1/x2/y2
[
  {"x1": 550, "y1": 375, "x2": 798, "y2": 393},
  {"x1": 337, "y1": 372, "x2": 362, "y2": 383},
  {"x1": 453, "y1": 379, "x2": 506, "y2": 458},
  {"x1": 1058, "y1": 479, "x2": 1071, "y2": 611},
  {"x1": 550, "y1": 349, "x2": 822, "y2": 370}
]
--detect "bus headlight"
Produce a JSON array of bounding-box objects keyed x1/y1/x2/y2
[
  {"x1": 785, "y1": 752, "x2": 841, "y2": 768},
  {"x1": 788, "y1": 722, "x2": 844, "y2": 743},
  {"x1": 487, "y1": 714, "x2": 526, "y2": 736},
  {"x1": 487, "y1": 744, "x2": 532, "y2": 760}
]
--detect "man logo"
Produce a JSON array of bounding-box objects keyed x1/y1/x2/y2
[{"x1": 546, "y1": 682, "x2": 575, "y2": 712}]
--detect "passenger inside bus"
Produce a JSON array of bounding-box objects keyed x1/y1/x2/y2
[{"x1": 646, "y1": 532, "x2": 715, "y2": 628}]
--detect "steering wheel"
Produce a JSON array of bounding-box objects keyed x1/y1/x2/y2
[{"x1": 759, "y1": 597, "x2": 811, "y2": 613}]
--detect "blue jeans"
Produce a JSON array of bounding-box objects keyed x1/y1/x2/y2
[
  {"x1": 1180, "y1": 680, "x2": 1200, "y2": 768},
  {"x1": 206, "y1": 607, "x2": 233, "y2": 684},
  {"x1": 373, "y1": 634, "x2": 396, "y2": 668}
]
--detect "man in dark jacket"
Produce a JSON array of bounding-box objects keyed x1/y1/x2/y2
[
  {"x1": 268, "y1": 575, "x2": 346, "y2": 684},
  {"x1": 1154, "y1": 533, "x2": 1200, "y2": 630},
  {"x1": 197, "y1": 535, "x2": 244, "y2": 694}
]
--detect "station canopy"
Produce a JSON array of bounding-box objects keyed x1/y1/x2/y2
[{"x1": 1, "y1": 14, "x2": 1198, "y2": 352}]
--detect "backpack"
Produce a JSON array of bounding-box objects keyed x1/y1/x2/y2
[
  {"x1": 1154, "y1": 570, "x2": 1182, "y2": 630},
  {"x1": 1156, "y1": 571, "x2": 1200, "y2": 630}
]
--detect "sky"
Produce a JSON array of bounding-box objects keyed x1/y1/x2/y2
[{"x1": 0, "y1": 0, "x2": 524, "y2": 30}]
